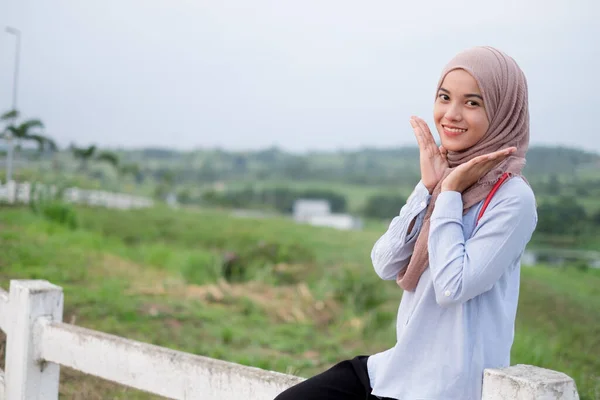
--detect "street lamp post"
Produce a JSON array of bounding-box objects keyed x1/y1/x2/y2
[{"x1": 5, "y1": 26, "x2": 21, "y2": 183}]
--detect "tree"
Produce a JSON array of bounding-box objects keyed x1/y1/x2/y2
[
  {"x1": 300, "y1": 189, "x2": 347, "y2": 213},
  {"x1": 154, "y1": 169, "x2": 177, "y2": 200},
  {"x1": 546, "y1": 174, "x2": 560, "y2": 195},
  {"x1": 1, "y1": 109, "x2": 18, "y2": 121},
  {"x1": 70, "y1": 144, "x2": 97, "y2": 171},
  {"x1": 6, "y1": 119, "x2": 45, "y2": 148},
  {"x1": 363, "y1": 193, "x2": 407, "y2": 220},
  {"x1": 536, "y1": 197, "x2": 588, "y2": 236},
  {"x1": 1, "y1": 110, "x2": 55, "y2": 152},
  {"x1": 1, "y1": 109, "x2": 57, "y2": 178},
  {"x1": 592, "y1": 210, "x2": 600, "y2": 228},
  {"x1": 119, "y1": 162, "x2": 143, "y2": 183},
  {"x1": 95, "y1": 151, "x2": 120, "y2": 170}
]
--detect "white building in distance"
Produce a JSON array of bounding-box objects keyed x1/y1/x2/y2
[
  {"x1": 292, "y1": 199, "x2": 331, "y2": 222},
  {"x1": 292, "y1": 199, "x2": 362, "y2": 231}
]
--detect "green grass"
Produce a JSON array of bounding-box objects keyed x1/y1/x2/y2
[
  {"x1": 0, "y1": 205, "x2": 598, "y2": 399},
  {"x1": 515, "y1": 266, "x2": 600, "y2": 398}
]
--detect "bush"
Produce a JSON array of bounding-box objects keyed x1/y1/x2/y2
[
  {"x1": 33, "y1": 201, "x2": 78, "y2": 230},
  {"x1": 573, "y1": 261, "x2": 590, "y2": 272},
  {"x1": 332, "y1": 268, "x2": 387, "y2": 313},
  {"x1": 363, "y1": 193, "x2": 406, "y2": 219},
  {"x1": 221, "y1": 241, "x2": 315, "y2": 283},
  {"x1": 536, "y1": 197, "x2": 588, "y2": 236},
  {"x1": 181, "y1": 251, "x2": 222, "y2": 285}
]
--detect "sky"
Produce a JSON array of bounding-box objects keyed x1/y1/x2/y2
[{"x1": 0, "y1": 0, "x2": 599, "y2": 152}]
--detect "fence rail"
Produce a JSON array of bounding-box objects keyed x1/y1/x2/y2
[
  {"x1": 0, "y1": 280, "x2": 580, "y2": 399},
  {"x1": 0, "y1": 287, "x2": 7, "y2": 400},
  {"x1": 0, "y1": 368, "x2": 5, "y2": 400},
  {"x1": 39, "y1": 321, "x2": 303, "y2": 399},
  {"x1": 0, "y1": 180, "x2": 153, "y2": 210}
]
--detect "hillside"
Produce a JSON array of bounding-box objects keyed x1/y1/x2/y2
[{"x1": 0, "y1": 206, "x2": 598, "y2": 399}]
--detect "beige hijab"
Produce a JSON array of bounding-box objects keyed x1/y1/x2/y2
[{"x1": 396, "y1": 46, "x2": 530, "y2": 292}]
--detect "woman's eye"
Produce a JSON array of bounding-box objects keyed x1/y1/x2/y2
[
  {"x1": 467, "y1": 100, "x2": 480, "y2": 107},
  {"x1": 438, "y1": 94, "x2": 450, "y2": 101}
]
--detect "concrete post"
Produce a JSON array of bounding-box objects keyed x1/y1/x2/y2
[
  {"x1": 482, "y1": 364, "x2": 579, "y2": 400},
  {"x1": 6, "y1": 181, "x2": 16, "y2": 204},
  {"x1": 4, "y1": 280, "x2": 63, "y2": 400}
]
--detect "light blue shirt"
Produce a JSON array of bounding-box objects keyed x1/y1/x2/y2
[{"x1": 367, "y1": 177, "x2": 537, "y2": 400}]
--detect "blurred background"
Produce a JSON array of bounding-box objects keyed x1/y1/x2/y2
[{"x1": 0, "y1": 1, "x2": 599, "y2": 399}]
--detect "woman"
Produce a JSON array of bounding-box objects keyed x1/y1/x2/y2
[{"x1": 275, "y1": 46, "x2": 537, "y2": 400}]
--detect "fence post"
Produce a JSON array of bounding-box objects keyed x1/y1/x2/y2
[
  {"x1": 482, "y1": 364, "x2": 579, "y2": 400},
  {"x1": 17, "y1": 182, "x2": 31, "y2": 204},
  {"x1": 5, "y1": 280, "x2": 63, "y2": 400},
  {"x1": 6, "y1": 181, "x2": 16, "y2": 204}
]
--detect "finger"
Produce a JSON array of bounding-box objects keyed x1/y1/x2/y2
[
  {"x1": 411, "y1": 118, "x2": 436, "y2": 156},
  {"x1": 411, "y1": 119, "x2": 428, "y2": 150},
  {"x1": 414, "y1": 117, "x2": 440, "y2": 158},
  {"x1": 487, "y1": 147, "x2": 517, "y2": 160},
  {"x1": 470, "y1": 153, "x2": 505, "y2": 168},
  {"x1": 475, "y1": 156, "x2": 512, "y2": 175},
  {"x1": 473, "y1": 156, "x2": 505, "y2": 170},
  {"x1": 485, "y1": 151, "x2": 511, "y2": 162},
  {"x1": 471, "y1": 155, "x2": 489, "y2": 164},
  {"x1": 439, "y1": 145, "x2": 447, "y2": 159},
  {"x1": 415, "y1": 117, "x2": 437, "y2": 147},
  {"x1": 472, "y1": 148, "x2": 515, "y2": 164},
  {"x1": 410, "y1": 119, "x2": 424, "y2": 145}
]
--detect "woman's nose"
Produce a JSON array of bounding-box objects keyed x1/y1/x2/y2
[{"x1": 444, "y1": 104, "x2": 463, "y2": 122}]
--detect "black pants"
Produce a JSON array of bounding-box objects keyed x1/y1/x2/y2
[{"x1": 274, "y1": 356, "x2": 394, "y2": 400}]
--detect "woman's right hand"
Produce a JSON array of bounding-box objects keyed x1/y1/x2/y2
[{"x1": 410, "y1": 116, "x2": 448, "y2": 193}]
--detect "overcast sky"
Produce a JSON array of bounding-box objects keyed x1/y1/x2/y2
[{"x1": 1, "y1": 0, "x2": 598, "y2": 152}]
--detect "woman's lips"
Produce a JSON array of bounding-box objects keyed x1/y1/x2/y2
[{"x1": 442, "y1": 125, "x2": 468, "y2": 137}]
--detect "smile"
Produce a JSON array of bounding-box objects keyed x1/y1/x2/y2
[{"x1": 442, "y1": 125, "x2": 467, "y2": 133}]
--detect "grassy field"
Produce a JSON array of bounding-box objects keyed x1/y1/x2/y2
[{"x1": 0, "y1": 205, "x2": 598, "y2": 399}]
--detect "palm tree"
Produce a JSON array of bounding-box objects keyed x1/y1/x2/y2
[
  {"x1": 70, "y1": 144, "x2": 96, "y2": 171},
  {"x1": 6, "y1": 119, "x2": 45, "y2": 148},
  {"x1": 95, "y1": 151, "x2": 119, "y2": 170},
  {"x1": 2, "y1": 110, "x2": 53, "y2": 151},
  {"x1": 71, "y1": 145, "x2": 123, "y2": 185},
  {"x1": 2, "y1": 109, "x2": 57, "y2": 179},
  {"x1": 1, "y1": 109, "x2": 18, "y2": 121},
  {"x1": 28, "y1": 134, "x2": 58, "y2": 153}
]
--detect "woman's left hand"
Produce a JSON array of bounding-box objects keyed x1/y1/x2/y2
[{"x1": 441, "y1": 147, "x2": 517, "y2": 193}]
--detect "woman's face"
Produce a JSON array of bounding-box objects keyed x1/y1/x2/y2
[{"x1": 433, "y1": 69, "x2": 490, "y2": 152}]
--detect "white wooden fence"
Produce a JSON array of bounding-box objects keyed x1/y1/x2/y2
[
  {"x1": 0, "y1": 180, "x2": 153, "y2": 210},
  {"x1": 0, "y1": 280, "x2": 581, "y2": 400}
]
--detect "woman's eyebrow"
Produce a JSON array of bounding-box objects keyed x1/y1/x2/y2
[
  {"x1": 465, "y1": 93, "x2": 484, "y2": 100},
  {"x1": 438, "y1": 87, "x2": 483, "y2": 101}
]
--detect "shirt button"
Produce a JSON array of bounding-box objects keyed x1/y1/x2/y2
[
  {"x1": 420, "y1": 201, "x2": 427, "y2": 208},
  {"x1": 444, "y1": 290, "x2": 451, "y2": 297}
]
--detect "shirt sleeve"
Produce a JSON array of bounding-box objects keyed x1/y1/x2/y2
[
  {"x1": 371, "y1": 181, "x2": 432, "y2": 280},
  {"x1": 427, "y1": 184, "x2": 537, "y2": 307}
]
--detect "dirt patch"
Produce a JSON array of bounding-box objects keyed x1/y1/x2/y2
[
  {"x1": 129, "y1": 279, "x2": 340, "y2": 327},
  {"x1": 94, "y1": 254, "x2": 182, "y2": 285},
  {"x1": 138, "y1": 303, "x2": 176, "y2": 317},
  {"x1": 81, "y1": 252, "x2": 339, "y2": 327}
]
